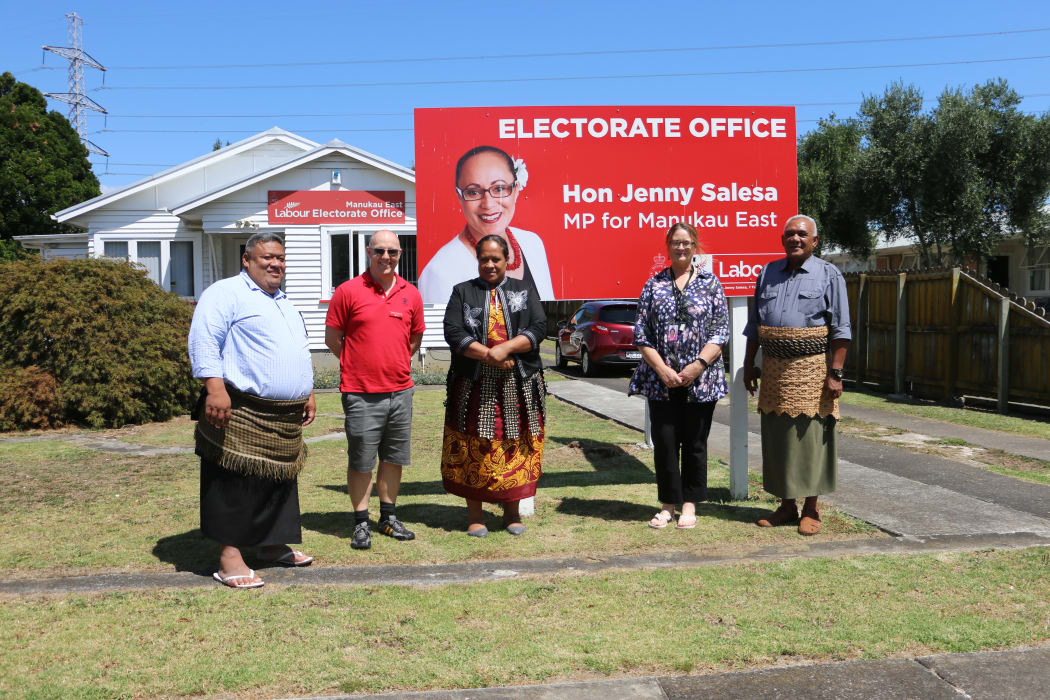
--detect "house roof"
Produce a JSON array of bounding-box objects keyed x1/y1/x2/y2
[
  {"x1": 170, "y1": 139, "x2": 415, "y2": 217},
  {"x1": 52, "y1": 128, "x2": 320, "y2": 224}
]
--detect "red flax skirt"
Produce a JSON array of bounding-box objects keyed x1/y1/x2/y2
[{"x1": 440, "y1": 365, "x2": 546, "y2": 503}]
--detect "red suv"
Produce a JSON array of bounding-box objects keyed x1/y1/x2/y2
[{"x1": 554, "y1": 301, "x2": 641, "y2": 376}]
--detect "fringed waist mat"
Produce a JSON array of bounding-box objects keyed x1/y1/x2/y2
[
  {"x1": 194, "y1": 384, "x2": 308, "y2": 481},
  {"x1": 446, "y1": 365, "x2": 546, "y2": 440},
  {"x1": 757, "y1": 325, "x2": 837, "y2": 419}
]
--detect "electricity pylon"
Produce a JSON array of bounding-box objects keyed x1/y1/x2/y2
[{"x1": 43, "y1": 12, "x2": 108, "y2": 156}]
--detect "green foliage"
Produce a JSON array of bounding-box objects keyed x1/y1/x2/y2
[
  {"x1": 799, "y1": 78, "x2": 1050, "y2": 267},
  {"x1": 797, "y1": 114, "x2": 871, "y2": 256},
  {"x1": 313, "y1": 367, "x2": 340, "y2": 389},
  {"x1": 0, "y1": 72, "x2": 100, "y2": 245},
  {"x1": 0, "y1": 257, "x2": 199, "y2": 429}
]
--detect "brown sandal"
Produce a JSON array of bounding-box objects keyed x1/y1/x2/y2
[
  {"x1": 756, "y1": 503, "x2": 799, "y2": 527},
  {"x1": 798, "y1": 508, "x2": 822, "y2": 535}
]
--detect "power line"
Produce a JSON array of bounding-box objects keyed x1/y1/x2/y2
[
  {"x1": 83, "y1": 93, "x2": 1050, "y2": 122},
  {"x1": 93, "y1": 54, "x2": 1050, "y2": 92},
  {"x1": 84, "y1": 26, "x2": 1050, "y2": 70},
  {"x1": 102, "y1": 112, "x2": 410, "y2": 118}
]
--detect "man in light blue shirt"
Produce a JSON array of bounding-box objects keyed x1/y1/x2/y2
[{"x1": 189, "y1": 232, "x2": 316, "y2": 588}]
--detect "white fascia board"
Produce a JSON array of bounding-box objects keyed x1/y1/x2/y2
[
  {"x1": 14, "y1": 233, "x2": 91, "y2": 243},
  {"x1": 170, "y1": 145, "x2": 415, "y2": 217},
  {"x1": 53, "y1": 129, "x2": 319, "y2": 224}
]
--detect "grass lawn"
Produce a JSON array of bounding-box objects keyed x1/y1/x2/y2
[
  {"x1": 839, "y1": 388, "x2": 1050, "y2": 441},
  {"x1": 0, "y1": 391, "x2": 876, "y2": 579},
  {"x1": 3, "y1": 388, "x2": 1050, "y2": 697},
  {"x1": 2, "y1": 548, "x2": 1049, "y2": 697}
]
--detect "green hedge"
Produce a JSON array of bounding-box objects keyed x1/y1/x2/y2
[{"x1": 0, "y1": 257, "x2": 198, "y2": 430}]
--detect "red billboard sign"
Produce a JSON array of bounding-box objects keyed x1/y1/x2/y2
[
  {"x1": 414, "y1": 106, "x2": 796, "y2": 303},
  {"x1": 267, "y1": 190, "x2": 405, "y2": 225}
]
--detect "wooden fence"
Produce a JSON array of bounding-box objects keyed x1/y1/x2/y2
[{"x1": 845, "y1": 267, "x2": 1050, "y2": 411}]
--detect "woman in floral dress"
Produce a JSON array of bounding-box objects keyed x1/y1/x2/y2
[{"x1": 628, "y1": 222, "x2": 729, "y2": 529}]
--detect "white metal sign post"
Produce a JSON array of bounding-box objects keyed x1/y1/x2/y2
[{"x1": 728, "y1": 296, "x2": 750, "y2": 500}]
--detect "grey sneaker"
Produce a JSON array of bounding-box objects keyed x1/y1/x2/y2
[
  {"x1": 377, "y1": 515, "x2": 415, "y2": 541},
  {"x1": 350, "y1": 521, "x2": 371, "y2": 550}
]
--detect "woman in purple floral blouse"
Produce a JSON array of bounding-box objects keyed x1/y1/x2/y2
[{"x1": 628, "y1": 222, "x2": 729, "y2": 529}]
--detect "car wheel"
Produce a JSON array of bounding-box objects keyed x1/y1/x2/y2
[
  {"x1": 581, "y1": 348, "x2": 597, "y2": 377},
  {"x1": 554, "y1": 343, "x2": 568, "y2": 369}
]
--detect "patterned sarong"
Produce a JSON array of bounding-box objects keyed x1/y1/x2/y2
[
  {"x1": 757, "y1": 325, "x2": 838, "y2": 419},
  {"x1": 194, "y1": 384, "x2": 308, "y2": 481},
  {"x1": 441, "y1": 289, "x2": 546, "y2": 503}
]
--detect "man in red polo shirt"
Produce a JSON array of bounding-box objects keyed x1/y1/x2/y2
[{"x1": 324, "y1": 230, "x2": 425, "y2": 550}]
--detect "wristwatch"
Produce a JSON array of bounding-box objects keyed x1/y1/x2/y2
[{"x1": 827, "y1": 367, "x2": 844, "y2": 380}]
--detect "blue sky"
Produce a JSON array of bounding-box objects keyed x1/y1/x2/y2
[{"x1": 4, "y1": 0, "x2": 1048, "y2": 191}]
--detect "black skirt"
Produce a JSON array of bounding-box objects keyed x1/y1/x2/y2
[{"x1": 200, "y1": 458, "x2": 302, "y2": 547}]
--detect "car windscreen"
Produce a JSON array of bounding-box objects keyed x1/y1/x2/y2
[{"x1": 597, "y1": 305, "x2": 638, "y2": 325}]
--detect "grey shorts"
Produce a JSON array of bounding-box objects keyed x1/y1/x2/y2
[{"x1": 342, "y1": 388, "x2": 414, "y2": 473}]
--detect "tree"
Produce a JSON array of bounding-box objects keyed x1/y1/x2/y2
[
  {"x1": 799, "y1": 79, "x2": 1050, "y2": 268},
  {"x1": 797, "y1": 114, "x2": 871, "y2": 256},
  {"x1": 912, "y1": 79, "x2": 1050, "y2": 265},
  {"x1": 0, "y1": 72, "x2": 100, "y2": 259}
]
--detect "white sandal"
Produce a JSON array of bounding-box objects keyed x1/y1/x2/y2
[
  {"x1": 648, "y1": 510, "x2": 674, "y2": 529},
  {"x1": 212, "y1": 569, "x2": 264, "y2": 589}
]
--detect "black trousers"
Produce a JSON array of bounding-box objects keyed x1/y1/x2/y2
[
  {"x1": 648, "y1": 390, "x2": 716, "y2": 505},
  {"x1": 200, "y1": 458, "x2": 302, "y2": 548}
]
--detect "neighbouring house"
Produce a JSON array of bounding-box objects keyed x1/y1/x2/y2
[
  {"x1": 15, "y1": 128, "x2": 449, "y2": 359},
  {"x1": 823, "y1": 235, "x2": 1050, "y2": 309}
]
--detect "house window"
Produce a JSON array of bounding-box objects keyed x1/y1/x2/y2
[
  {"x1": 1030, "y1": 268, "x2": 1049, "y2": 294},
  {"x1": 103, "y1": 241, "x2": 129, "y2": 259},
  {"x1": 138, "y1": 242, "x2": 161, "y2": 283},
  {"x1": 325, "y1": 229, "x2": 416, "y2": 297},
  {"x1": 96, "y1": 238, "x2": 199, "y2": 298}
]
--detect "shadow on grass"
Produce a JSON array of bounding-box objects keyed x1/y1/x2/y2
[
  {"x1": 546, "y1": 436, "x2": 652, "y2": 474},
  {"x1": 302, "y1": 504, "x2": 474, "y2": 534},
  {"x1": 556, "y1": 491, "x2": 770, "y2": 525},
  {"x1": 555, "y1": 497, "x2": 653, "y2": 522},
  {"x1": 315, "y1": 466, "x2": 653, "y2": 500},
  {"x1": 152, "y1": 530, "x2": 219, "y2": 574}
]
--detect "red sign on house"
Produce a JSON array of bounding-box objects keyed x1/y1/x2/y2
[{"x1": 267, "y1": 190, "x2": 405, "y2": 225}]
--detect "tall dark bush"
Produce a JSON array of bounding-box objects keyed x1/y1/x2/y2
[{"x1": 0, "y1": 257, "x2": 198, "y2": 429}]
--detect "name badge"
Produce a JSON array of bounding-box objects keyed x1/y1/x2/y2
[
  {"x1": 389, "y1": 311, "x2": 403, "y2": 319},
  {"x1": 666, "y1": 326, "x2": 678, "y2": 343}
]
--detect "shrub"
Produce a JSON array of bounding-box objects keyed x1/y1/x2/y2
[
  {"x1": 0, "y1": 366, "x2": 63, "y2": 430},
  {"x1": 0, "y1": 257, "x2": 198, "y2": 429},
  {"x1": 313, "y1": 367, "x2": 340, "y2": 390}
]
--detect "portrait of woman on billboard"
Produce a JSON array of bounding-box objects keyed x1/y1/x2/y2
[{"x1": 418, "y1": 145, "x2": 555, "y2": 303}]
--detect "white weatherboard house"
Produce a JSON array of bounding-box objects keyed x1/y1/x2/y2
[{"x1": 16, "y1": 128, "x2": 448, "y2": 357}]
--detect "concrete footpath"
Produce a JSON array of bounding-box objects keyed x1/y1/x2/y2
[
  {"x1": 547, "y1": 380, "x2": 1050, "y2": 538},
  {"x1": 301, "y1": 647, "x2": 1050, "y2": 700}
]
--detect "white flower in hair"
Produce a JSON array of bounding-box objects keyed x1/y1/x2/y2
[{"x1": 512, "y1": 158, "x2": 528, "y2": 190}]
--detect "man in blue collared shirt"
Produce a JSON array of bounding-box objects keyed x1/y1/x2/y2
[
  {"x1": 189, "y1": 232, "x2": 316, "y2": 588},
  {"x1": 742, "y1": 215, "x2": 851, "y2": 536}
]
